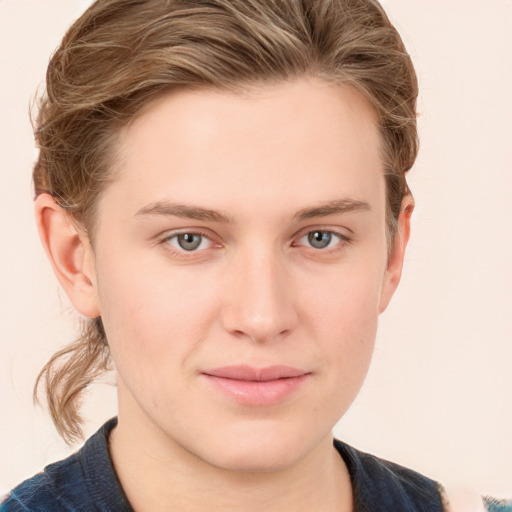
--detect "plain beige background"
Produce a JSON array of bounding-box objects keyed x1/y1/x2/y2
[{"x1": 1, "y1": 0, "x2": 511, "y2": 505}]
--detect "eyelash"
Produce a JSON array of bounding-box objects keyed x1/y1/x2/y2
[
  {"x1": 160, "y1": 229, "x2": 218, "y2": 258},
  {"x1": 159, "y1": 228, "x2": 351, "y2": 258},
  {"x1": 294, "y1": 230, "x2": 351, "y2": 254}
]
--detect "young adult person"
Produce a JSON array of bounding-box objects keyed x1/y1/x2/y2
[{"x1": 1, "y1": 0, "x2": 448, "y2": 510}]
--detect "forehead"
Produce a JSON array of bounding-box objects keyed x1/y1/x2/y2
[{"x1": 103, "y1": 78, "x2": 384, "y2": 219}]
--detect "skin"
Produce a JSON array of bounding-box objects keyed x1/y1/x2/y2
[{"x1": 36, "y1": 78, "x2": 413, "y2": 511}]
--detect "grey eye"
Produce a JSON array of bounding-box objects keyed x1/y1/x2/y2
[
  {"x1": 177, "y1": 233, "x2": 203, "y2": 251},
  {"x1": 307, "y1": 231, "x2": 333, "y2": 249}
]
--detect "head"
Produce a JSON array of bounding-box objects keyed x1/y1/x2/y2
[{"x1": 34, "y1": 0, "x2": 418, "y2": 452}]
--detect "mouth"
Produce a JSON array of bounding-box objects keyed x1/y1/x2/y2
[{"x1": 201, "y1": 365, "x2": 311, "y2": 406}]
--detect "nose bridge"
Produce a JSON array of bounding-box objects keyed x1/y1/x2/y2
[{"x1": 221, "y1": 241, "x2": 297, "y2": 342}]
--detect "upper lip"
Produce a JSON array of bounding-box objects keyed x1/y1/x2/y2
[{"x1": 203, "y1": 365, "x2": 309, "y2": 381}]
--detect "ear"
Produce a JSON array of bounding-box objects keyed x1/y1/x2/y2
[
  {"x1": 378, "y1": 196, "x2": 414, "y2": 313},
  {"x1": 35, "y1": 193, "x2": 100, "y2": 318}
]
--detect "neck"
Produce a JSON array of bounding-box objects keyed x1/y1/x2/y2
[{"x1": 109, "y1": 412, "x2": 353, "y2": 512}]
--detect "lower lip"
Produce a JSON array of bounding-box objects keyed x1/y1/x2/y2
[{"x1": 203, "y1": 374, "x2": 310, "y2": 406}]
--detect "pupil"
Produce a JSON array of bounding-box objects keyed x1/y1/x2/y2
[
  {"x1": 178, "y1": 233, "x2": 201, "y2": 250},
  {"x1": 308, "y1": 231, "x2": 331, "y2": 249}
]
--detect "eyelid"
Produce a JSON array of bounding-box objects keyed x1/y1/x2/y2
[
  {"x1": 293, "y1": 226, "x2": 352, "y2": 244},
  {"x1": 156, "y1": 226, "x2": 351, "y2": 258},
  {"x1": 159, "y1": 228, "x2": 221, "y2": 254}
]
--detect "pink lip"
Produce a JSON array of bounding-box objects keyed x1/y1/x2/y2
[{"x1": 202, "y1": 365, "x2": 310, "y2": 406}]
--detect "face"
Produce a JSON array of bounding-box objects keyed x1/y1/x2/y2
[{"x1": 84, "y1": 79, "x2": 406, "y2": 472}]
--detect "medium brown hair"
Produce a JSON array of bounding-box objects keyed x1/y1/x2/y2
[{"x1": 33, "y1": 0, "x2": 419, "y2": 443}]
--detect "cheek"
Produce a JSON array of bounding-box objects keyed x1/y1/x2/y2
[
  {"x1": 319, "y1": 286, "x2": 379, "y2": 373},
  {"x1": 302, "y1": 256, "x2": 383, "y2": 335},
  {"x1": 95, "y1": 259, "x2": 220, "y2": 371},
  {"x1": 300, "y1": 263, "x2": 383, "y2": 390}
]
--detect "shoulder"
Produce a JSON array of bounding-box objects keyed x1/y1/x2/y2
[
  {"x1": 334, "y1": 439, "x2": 447, "y2": 512},
  {"x1": 1, "y1": 450, "x2": 89, "y2": 512},
  {"x1": 1, "y1": 451, "x2": 85, "y2": 511},
  {"x1": 1, "y1": 418, "x2": 129, "y2": 512}
]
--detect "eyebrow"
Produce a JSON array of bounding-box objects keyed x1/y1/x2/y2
[
  {"x1": 293, "y1": 198, "x2": 371, "y2": 221},
  {"x1": 134, "y1": 198, "x2": 370, "y2": 223},
  {"x1": 135, "y1": 201, "x2": 235, "y2": 223}
]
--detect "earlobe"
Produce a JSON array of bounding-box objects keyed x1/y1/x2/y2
[
  {"x1": 378, "y1": 196, "x2": 414, "y2": 313},
  {"x1": 35, "y1": 193, "x2": 100, "y2": 318}
]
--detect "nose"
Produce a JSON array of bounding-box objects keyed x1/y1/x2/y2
[{"x1": 220, "y1": 245, "x2": 298, "y2": 343}]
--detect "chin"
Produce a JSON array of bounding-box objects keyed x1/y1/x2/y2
[
  {"x1": 192, "y1": 422, "x2": 323, "y2": 474},
  {"x1": 207, "y1": 446, "x2": 302, "y2": 474}
]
